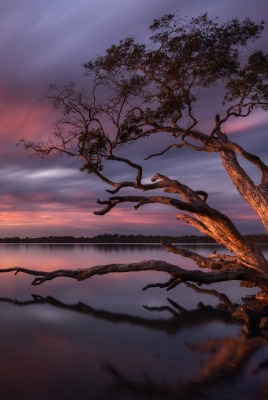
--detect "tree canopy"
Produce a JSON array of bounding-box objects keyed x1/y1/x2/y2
[{"x1": 18, "y1": 13, "x2": 268, "y2": 294}]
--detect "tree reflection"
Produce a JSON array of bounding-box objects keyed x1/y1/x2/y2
[
  {"x1": 101, "y1": 363, "x2": 179, "y2": 400},
  {"x1": 0, "y1": 293, "x2": 234, "y2": 335},
  {"x1": 1, "y1": 286, "x2": 268, "y2": 399}
]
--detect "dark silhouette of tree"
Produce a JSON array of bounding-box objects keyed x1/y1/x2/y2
[{"x1": 19, "y1": 13, "x2": 268, "y2": 291}]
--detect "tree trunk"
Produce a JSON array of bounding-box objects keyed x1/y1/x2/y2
[{"x1": 221, "y1": 150, "x2": 268, "y2": 234}]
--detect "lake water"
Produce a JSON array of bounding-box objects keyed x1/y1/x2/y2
[{"x1": 0, "y1": 243, "x2": 268, "y2": 400}]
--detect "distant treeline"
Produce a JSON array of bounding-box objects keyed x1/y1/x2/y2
[{"x1": 0, "y1": 233, "x2": 267, "y2": 244}]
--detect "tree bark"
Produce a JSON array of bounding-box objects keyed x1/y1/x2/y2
[
  {"x1": 1, "y1": 260, "x2": 268, "y2": 291},
  {"x1": 221, "y1": 149, "x2": 268, "y2": 234}
]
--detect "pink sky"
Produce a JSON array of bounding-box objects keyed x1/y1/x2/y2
[{"x1": 0, "y1": 0, "x2": 268, "y2": 237}]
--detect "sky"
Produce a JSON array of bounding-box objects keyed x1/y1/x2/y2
[{"x1": 0, "y1": 0, "x2": 268, "y2": 238}]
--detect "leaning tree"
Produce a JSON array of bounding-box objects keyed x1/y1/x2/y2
[{"x1": 10, "y1": 14, "x2": 268, "y2": 291}]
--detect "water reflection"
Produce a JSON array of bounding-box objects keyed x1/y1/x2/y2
[
  {"x1": 3, "y1": 243, "x2": 163, "y2": 253},
  {"x1": 101, "y1": 334, "x2": 268, "y2": 400},
  {"x1": 0, "y1": 292, "x2": 234, "y2": 335},
  {"x1": 0, "y1": 244, "x2": 268, "y2": 399},
  {"x1": 0, "y1": 292, "x2": 267, "y2": 400},
  {"x1": 91, "y1": 243, "x2": 162, "y2": 253}
]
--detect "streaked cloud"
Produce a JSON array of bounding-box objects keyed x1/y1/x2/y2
[{"x1": 0, "y1": 0, "x2": 267, "y2": 236}]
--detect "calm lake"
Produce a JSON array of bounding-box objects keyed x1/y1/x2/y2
[{"x1": 1, "y1": 243, "x2": 268, "y2": 400}]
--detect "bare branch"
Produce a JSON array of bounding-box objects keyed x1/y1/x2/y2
[
  {"x1": 106, "y1": 154, "x2": 143, "y2": 186},
  {"x1": 162, "y1": 242, "x2": 237, "y2": 270},
  {"x1": 0, "y1": 260, "x2": 260, "y2": 289},
  {"x1": 144, "y1": 144, "x2": 184, "y2": 160},
  {"x1": 20, "y1": 139, "x2": 76, "y2": 158}
]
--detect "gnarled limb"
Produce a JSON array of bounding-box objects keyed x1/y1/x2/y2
[
  {"x1": 94, "y1": 173, "x2": 268, "y2": 273},
  {"x1": 0, "y1": 260, "x2": 267, "y2": 291},
  {"x1": 174, "y1": 129, "x2": 268, "y2": 234},
  {"x1": 162, "y1": 242, "x2": 237, "y2": 270}
]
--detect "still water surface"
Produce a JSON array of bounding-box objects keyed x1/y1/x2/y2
[{"x1": 0, "y1": 243, "x2": 268, "y2": 400}]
